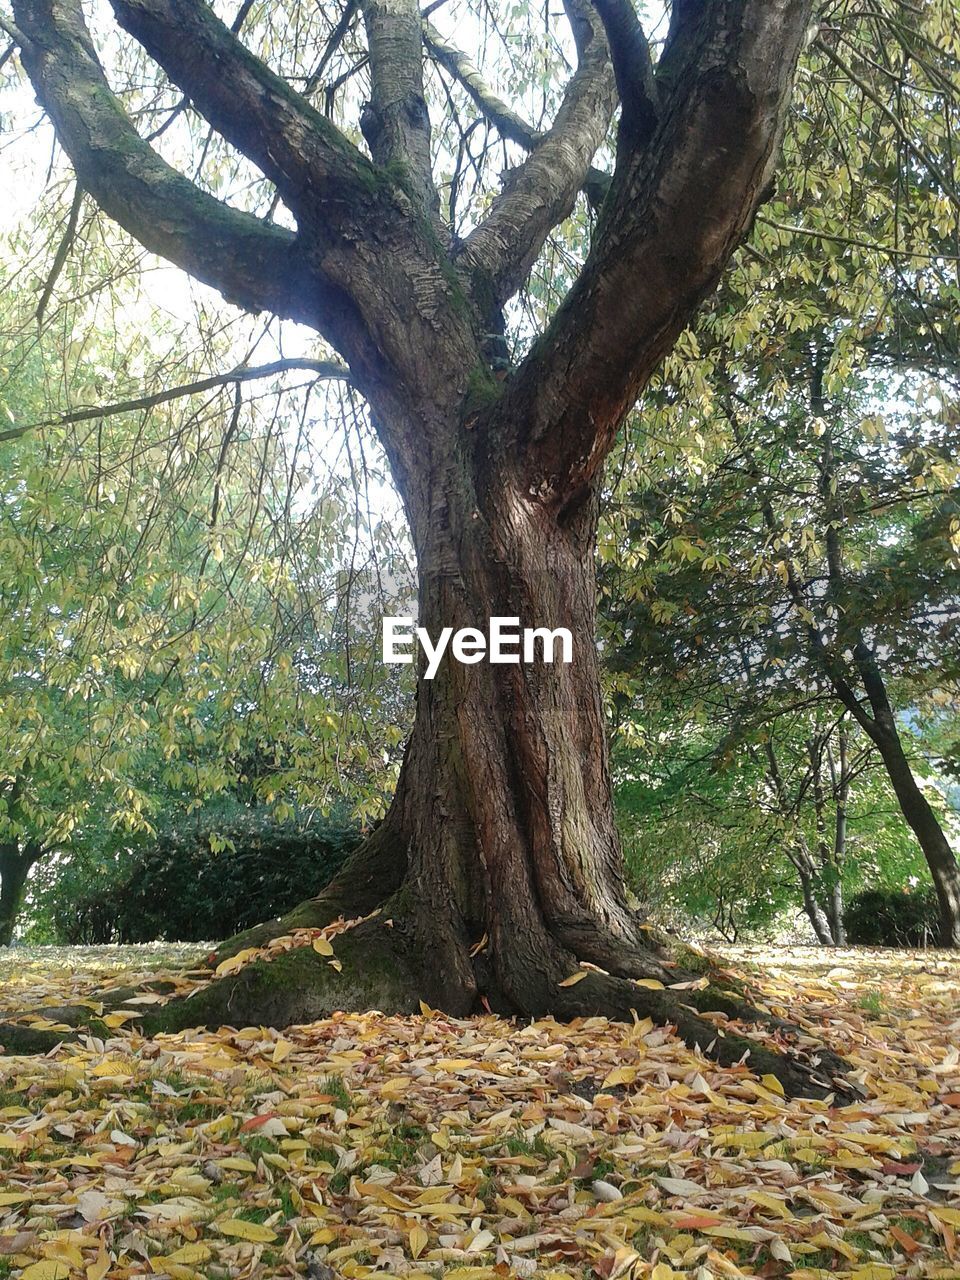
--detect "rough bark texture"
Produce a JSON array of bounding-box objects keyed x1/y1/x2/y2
[
  {"x1": 0, "y1": 844, "x2": 37, "y2": 947},
  {"x1": 6, "y1": 0, "x2": 857, "y2": 1093}
]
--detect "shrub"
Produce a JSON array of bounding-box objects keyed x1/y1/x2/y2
[
  {"x1": 842, "y1": 887, "x2": 940, "y2": 947},
  {"x1": 50, "y1": 813, "x2": 358, "y2": 944}
]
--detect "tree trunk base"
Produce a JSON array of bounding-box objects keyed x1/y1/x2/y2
[{"x1": 0, "y1": 834, "x2": 859, "y2": 1103}]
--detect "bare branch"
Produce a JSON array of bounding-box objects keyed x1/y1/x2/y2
[
  {"x1": 757, "y1": 215, "x2": 960, "y2": 261},
  {"x1": 455, "y1": 0, "x2": 617, "y2": 310},
  {"x1": 423, "y1": 19, "x2": 537, "y2": 150},
  {"x1": 0, "y1": 358, "x2": 351, "y2": 443},
  {"x1": 423, "y1": 18, "x2": 611, "y2": 208},
  {"x1": 36, "y1": 182, "x2": 84, "y2": 325}
]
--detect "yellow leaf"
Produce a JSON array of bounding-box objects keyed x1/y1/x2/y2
[
  {"x1": 89, "y1": 1059, "x2": 132, "y2": 1078},
  {"x1": 86, "y1": 1245, "x2": 110, "y2": 1280},
  {"x1": 272, "y1": 1039, "x2": 293, "y2": 1064},
  {"x1": 164, "y1": 1244, "x2": 212, "y2": 1265},
  {"x1": 215, "y1": 947, "x2": 258, "y2": 978},
  {"x1": 602, "y1": 1067, "x2": 637, "y2": 1088},
  {"x1": 21, "y1": 1265, "x2": 72, "y2": 1280},
  {"x1": 218, "y1": 1157, "x2": 257, "y2": 1172},
  {"x1": 102, "y1": 1011, "x2": 136, "y2": 1028},
  {"x1": 633, "y1": 979, "x2": 664, "y2": 990},
  {"x1": 381, "y1": 1076, "x2": 413, "y2": 1097},
  {"x1": 558, "y1": 971, "x2": 589, "y2": 987},
  {"x1": 418, "y1": 1000, "x2": 435, "y2": 1016},
  {"x1": 409, "y1": 1224, "x2": 428, "y2": 1259},
  {"x1": 0, "y1": 1134, "x2": 24, "y2": 1149},
  {"x1": 328, "y1": 958, "x2": 343, "y2": 973},
  {"x1": 760, "y1": 1073, "x2": 785, "y2": 1097},
  {"x1": 308, "y1": 1228, "x2": 337, "y2": 1246},
  {"x1": 0, "y1": 1192, "x2": 28, "y2": 1204},
  {"x1": 218, "y1": 1219, "x2": 278, "y2": 1242},
  {"x1": 312, "y1": 937, "x2": 334, "y2": 956}
]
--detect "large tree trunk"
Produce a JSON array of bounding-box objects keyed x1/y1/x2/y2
[
  {"x1": 386, "y1": 467, "x2": 656, "y2": 1016},
  {"x1": 133, "y1": 437, "x2": 855, "y2": 1100}
]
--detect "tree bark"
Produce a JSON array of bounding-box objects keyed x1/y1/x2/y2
[{"x1": 0, "y1": 846, "x2": 33, "y2": 947}]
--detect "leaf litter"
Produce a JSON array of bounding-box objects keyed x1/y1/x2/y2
[{"x1": 0, "y1": 942, "x2": 958, "y2": 1280}]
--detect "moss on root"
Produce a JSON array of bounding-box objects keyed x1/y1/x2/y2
[
  {"x1": 140, "y1": 918, "x2": 421, "y2": 1036},
  {"x1": 0, "y1": 1022, "x2": 78, "y2": 1054}
]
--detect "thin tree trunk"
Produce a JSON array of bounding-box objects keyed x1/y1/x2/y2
[
  {"x1": 791, "y1": 843, "x2": 836, "y2": 945},
  {"x1": 843, "y1": 646, "x2": 960, "y2": 948},
  {"x1": 871, "y1": 726, "x2": 960, "y2": 947},
  {"x1": 0, "y1": 847, "x2": 32, "y2": 947},
  {"x1": 829, "y1": 729, "x2": 848, "y2": 945}
]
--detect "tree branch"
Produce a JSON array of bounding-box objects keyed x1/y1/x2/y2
[
  {"x1": 423, "y1": 18, "x2": 612, "y2": 208},
  {"x1": 454, "y1": 0, "x2": 617, "y2": 310},
  {"x1": 12, "y1": 0, "x2": 336, "y2": 332},
  {"x1": 497, "y1": 0, "x2": 815, "y2": 503},
  {"x1": 360, "y1": 0, "x2": 438, "y2": 219},
  {"x1": 36, "y1": 182, "x2": 84, "y2": 325},
  {"x1": 0, "y1": 358, "x2": 351, "y2": 443},
  {"x1": 107, "y1": 0, "x2": 381, "y2": 220},
  {"x1": 589, "y1": 0, "x2": 658, "y2": 141}
]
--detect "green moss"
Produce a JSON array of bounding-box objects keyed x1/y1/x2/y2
[
  {"x1": 141, "y1": 919, "x2": 420, "y2": 1037},
  {"x1": 0, "y1": 1023, "x2": 77, "y2": 1054},
  {"x1": 461, "y1": 362, "x2": 502, "y2": 422}
]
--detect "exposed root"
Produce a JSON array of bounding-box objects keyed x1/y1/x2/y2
[
  {"x1": 0, "y1": 1022, "x2": 79, "y2": 1054},
  {"x1": 209, "y1": 818, "x2": 407, "y2": 965},
  {"x1": 139, "y1": 916, "x2": 420, "y2": 1036},
  {"x1": 0, "y1": 875, "x2": 859, "y2": 1103},
  {"x1": 551, "y1": 971, "x2": 860, "y2": 1103}
]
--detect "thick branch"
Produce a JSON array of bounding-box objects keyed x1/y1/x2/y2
[
  {"x1": 499, "y1": 0, "x2": 814, "y2": 502},
  {"x1": 107, "y1": 0, "x2": 379, "y2": 219},
  {"x1": 12, "y1": 0, "x2": 333, "y2": 331},
  {"x1": 423, "y1": 18, "x2": 611, "y2": 209},
  {"x1": 589, "y1": 0, "x2": 658, "y2": 140},
  {"x1": 360, "y1": 0, "x2": 438, "y2": 219},
  {"x1": 455, "y1": 0, "x2": 617, "y2": 309}
]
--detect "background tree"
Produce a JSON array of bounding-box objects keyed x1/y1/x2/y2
[
  {"x1": 601, "y1": 2, "x2": 960, "y2": 943},
  {"x1": 0, "y1": 264, "x2": 408, "y2": 942}
]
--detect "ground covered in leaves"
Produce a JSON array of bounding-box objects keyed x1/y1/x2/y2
[{"x1": 0, "y1": 943, "x2": 958, "y2": 1280}]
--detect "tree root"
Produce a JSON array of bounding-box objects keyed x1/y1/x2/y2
[{"x1": 0, "y1": 873, "x2": 860, "y2": 1104}]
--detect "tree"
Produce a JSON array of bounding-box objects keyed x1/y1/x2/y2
[
  {"x1": 5, "y1": 0, "x2": 949, "y2": 1086},
  {"x1": 608, "y1": 335, "x2": 960, "y2": 943},
  {"x1": 597, "y1": 1, "x2": 960, "y2": 943},
  {"x1": 0, "y1": 261, "x2": 406, "y2": 942}
]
